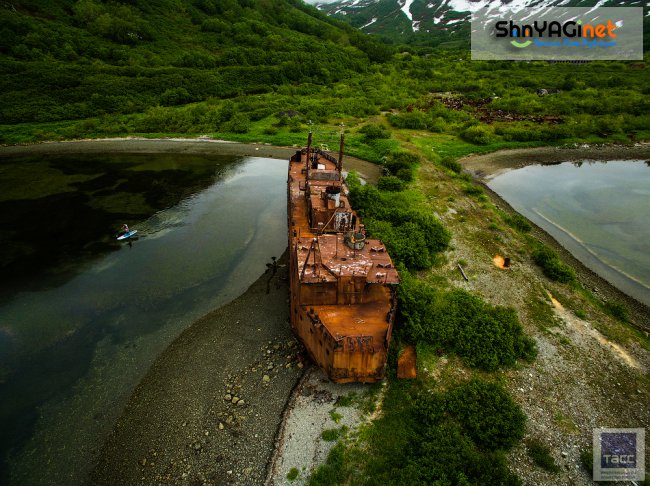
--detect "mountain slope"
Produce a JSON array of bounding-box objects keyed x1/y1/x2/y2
[
  {"x1": 315, "y1": 0, "x2": 649, "y2": 47},
  {"x1": 0, "y1": 0, "x2": 392, "y2": 124}
]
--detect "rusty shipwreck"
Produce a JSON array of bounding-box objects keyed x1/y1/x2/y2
[{"x1": 287, "y1": 129, "x2": 399, "y2": 383}]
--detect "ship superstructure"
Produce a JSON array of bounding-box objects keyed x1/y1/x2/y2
[{"x1": 287, "y1": 129, "x2": 399, "y2": 383}]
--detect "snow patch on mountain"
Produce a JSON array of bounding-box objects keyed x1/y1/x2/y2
[
  {"x1": 361, "y1": 17, "x2": 378, "y2": 28},
  {"x1": 400, "y1": 0, "x2": 415, "y2": 21}
]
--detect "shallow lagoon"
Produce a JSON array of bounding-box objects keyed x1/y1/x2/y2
[
  {"x1": 0, "y1": 153, "x2": 287, "y2": 484},
  {"x1": 488, "y1": 160, "x2": 650, "y2": 306}
]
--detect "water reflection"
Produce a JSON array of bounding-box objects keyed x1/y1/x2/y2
[
  {"x1": 0, "y1": 154, "x2": 287, "y2": 484},
  {"x1": 488, "y1": 160, "x2": 650, "y2": 307}
]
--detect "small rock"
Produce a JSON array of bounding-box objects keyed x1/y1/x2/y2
[
  {"x1": 227, "y1": 470, "x2": 233, "y2": 475},
  {"x1": 218, "y1": 422, "x2": 224, "y2": 430},
  {"x1": 224, "y1": 394, "x2": 232, "y2": 401},
  {"x1": 232, "y1": 396, "x2": 239, "y2": 404},
  {"x1": 561, "y1": 451, "x2": 568, "y2": 458},
  {"x1": 205, "y1": 431, "x2": 209, "y2": 436},
  {"x1": 263, "y1": 375, "x2": 270, "y2": 383},
  {"x1": 237, "y1": 400, "x2": 245, "y2": 406},
  {"x1": 297, "y1": 362, "x2": 304, "y2": 369},
  {"x1": 267, "y1": 364, "x2": 274, "y2": 370},
  {"x1": 140, "y1": 458, "x2": 147, "y2": 467}
]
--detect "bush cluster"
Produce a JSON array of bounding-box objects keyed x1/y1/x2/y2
[
  {"x1": 503, "y1": 213, "x2": 532, "y2": 233},
  {"x1": 461, "y1": 124, "x2": 497, "y2": 145},
  {"x1": 310, "y1": 378, "x2": 525, "y2": 485},
  {"x1": 532, "y1": 245, "x2": 576, "y2": 284},
  {"x1": 383, "y1": 150, "x2": 419, "y2": 182},
  {"x1": 358, "y1": 123, "x2": 391, "y2": 142},
  {"x1": 347, "y1": 173, "x2": 450, "y2": 271},
  {"x1": 398, "y1": 272, "x2": 537, "y2": 370},
  {"x1": 440, "y1": 155, "x2": 462, "y2": 174}
]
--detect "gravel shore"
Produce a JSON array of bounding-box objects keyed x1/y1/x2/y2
[{"x1": 90, "y1": 253, "x2": 306, "y2": 485}]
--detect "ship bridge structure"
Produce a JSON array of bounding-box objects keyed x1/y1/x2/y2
[{"x1": 287, "y1": 130, "x2": 399, "y2": 383}]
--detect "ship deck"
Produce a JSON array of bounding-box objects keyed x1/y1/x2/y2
[{"x1": 310, "y1": 301, "x2": 391, "y2": 342}]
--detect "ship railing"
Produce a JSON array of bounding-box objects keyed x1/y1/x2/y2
[{"x1": 314, "y1": 148, "x2": 339, "y2": 166}]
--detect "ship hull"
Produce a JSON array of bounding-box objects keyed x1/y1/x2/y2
[{"x1": 287, "y1": 143, "x2": 398, "y2": 383}]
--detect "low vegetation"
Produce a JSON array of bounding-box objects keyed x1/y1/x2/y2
[
  {"x1": 398, "y1": 272, "x2": 537, "y2": 371},
  {"x1": 526, "y1": 439, "x2": 561, "y2": 473},
  {"x1": 309, "y1": 378, "x2": 525, "y2": 485},
  {"x1": 347, "y1": 171, "x2": 450, "y2": 271},
  {"x1": 531, "y1": 245, "x2": 576, "y2": 284}
]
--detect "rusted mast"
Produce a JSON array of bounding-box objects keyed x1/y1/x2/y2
[{"x1": 306, "y1": 120, "x2": 313, "y2": 180}]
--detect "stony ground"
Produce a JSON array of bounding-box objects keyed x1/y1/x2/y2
[
  {"x1": 90, "y1": 255, "x2": 307, "y2": 485},
  {"x1": 267, "y1": 369, "x2": 367, "y2": 486}
]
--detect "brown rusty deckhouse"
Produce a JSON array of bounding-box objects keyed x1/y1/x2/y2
[{"x1": 287, "y1": 129, "x2": 399, "y2": 383}]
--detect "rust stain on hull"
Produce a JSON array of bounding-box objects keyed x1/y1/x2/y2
[{"x1": 287, "y1": 133, "x2": 399, "y2": 383}]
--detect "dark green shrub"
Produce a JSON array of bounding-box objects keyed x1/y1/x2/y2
[
  {"x1": 440, "y1": 156, "x2": 462, "y2": 174},
  {"x1": 503, "y1": 213, "x2": 532, "y2": 233},
  {"x1": 287, "y1": 467, "x2": 299, "y2": 481},
  {"x1": 377, "y1": 176, "x2": 405, "y2": 192},
  {"x1": 532, "y1": 246, "x2": 575, "y2": 283},
  {"x1": 603, "y1": 300, "x2": 629, "y2": 322},
  {"x1": 445, "y1": 379, "x2": 526, "y2": 450},
  {"x1": 359, "y1": 123, "x2": 391, "y2": 141},
  {"x1": 527, "y1": 439, "x2": 561, "y2": 472},
  {"x1": 463, "y1": 183, "x2": 484, "y2": 197},
  {"x1": 395, "y1": 167, "x2": 414, "y2": 182},
  {"x1": 347, "y1": 176, "x2": 450, "y2": 271},
  {"x1": 461, "y1": 125, "x2": 497, "y2": 145},
  {"x1": 398, "y1": 274, "x2": 537, "y2": 371},
  {"x1": 222, "y1": 113, "x2": 250, "y2": 134},
  {"x1": 321, "y1": 428, "x2": 341, "y2": 442}
]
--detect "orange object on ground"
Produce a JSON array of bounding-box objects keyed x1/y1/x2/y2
[{"x1": 397, "y1": 345, "x2": 417, "y2": 380}]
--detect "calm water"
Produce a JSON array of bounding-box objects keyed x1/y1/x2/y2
[
  {"x1": 488, "y1": 160, "x2": 650, "y2": 306},
  {"x1": 0, "y1": 153, "x2": 287, "y2": 484}
]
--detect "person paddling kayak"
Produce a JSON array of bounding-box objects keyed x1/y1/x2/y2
[{"x1": 116, "y1": 224, "x2": 137, "y2": 240}]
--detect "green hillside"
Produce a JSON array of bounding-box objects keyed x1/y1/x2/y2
[{"x1": 0, "y1": 0, "x2": 391, "y2": 124}]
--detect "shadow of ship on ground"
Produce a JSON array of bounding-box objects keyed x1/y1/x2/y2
[{"x1": 287, "y1": 130, "x2": 399, "y2": 383}]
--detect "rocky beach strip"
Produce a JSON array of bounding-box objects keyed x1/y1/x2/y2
[{"x1": 90, "y1": 253, "x2": 305, "y2": 485}]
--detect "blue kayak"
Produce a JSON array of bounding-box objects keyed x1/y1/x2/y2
[{"x1": 116, "y1": 230, "x2": 138, "y2": 241}]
